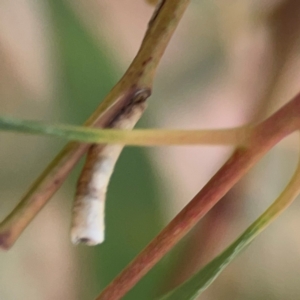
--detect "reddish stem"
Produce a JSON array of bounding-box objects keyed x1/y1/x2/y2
[
  {"x1": 96, "y1": 92, "x2": 300, "y2": 300},
  {"x1": 162, "y1": 189, "x2": 239, "y2": 293}
]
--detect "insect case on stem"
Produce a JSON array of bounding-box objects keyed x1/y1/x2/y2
[{"x1": 71, "y1": 93, "x2": 148, "y2": 245}]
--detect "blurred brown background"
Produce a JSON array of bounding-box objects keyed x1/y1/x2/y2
[{"x1": 0, "y1": 1, "x2": 300, "y2": 299}]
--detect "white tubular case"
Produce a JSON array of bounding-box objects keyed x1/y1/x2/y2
[{"x1": 71, "y1": 99, "x2": 147, "y2": 245}]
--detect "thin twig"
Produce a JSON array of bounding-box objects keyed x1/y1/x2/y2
[
  {"x1": 95, "y1": 92, "x2": 300, "y2": 300},
  {"x1": 0, "y1": 0, "x2": 191, "y2": 250}
]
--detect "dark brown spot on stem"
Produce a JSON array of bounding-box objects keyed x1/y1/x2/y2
[
  {"x1": 0, "y1": 230, "x2": 11, "y2": 250},
  {"x1": 142, "y1": 57, "x2": 153, "y2": 66}
]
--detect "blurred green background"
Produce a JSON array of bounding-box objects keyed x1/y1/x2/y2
[{"x1": 1, "y1": 0, "x2": 300, "y2": 299}]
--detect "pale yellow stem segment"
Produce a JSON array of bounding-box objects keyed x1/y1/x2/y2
[{"x1": 71, "y1": 101, "x2": 147, "y2": 245}]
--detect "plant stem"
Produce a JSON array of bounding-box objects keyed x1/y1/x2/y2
[
  {"x1": 161, "y1": 135, "x2": 300, "y2": 300},
  {"x1": 95, "y1": 92, "x2": 300, "y2": 300},
  {"x1": 0, "y1": 0, "x2": 191, "y2": 250},
  {"x1": 0, "y1": 116, "x2": 250, "y2": 146}
]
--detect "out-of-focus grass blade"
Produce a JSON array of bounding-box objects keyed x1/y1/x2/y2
[
  {"x1": 48, "y1": 1, "x2": 117, "y2": 124},
  {"x1": 160, "y1": 153, "x2": 300, "y2": 300}
]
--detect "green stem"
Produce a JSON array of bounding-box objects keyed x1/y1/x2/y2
[
  {"x1": 0, "y1": 116, "x2": 250, "y2": 146},
  {"x1": 0, "y1": 0, "x2": 191, "y2": 250}
]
